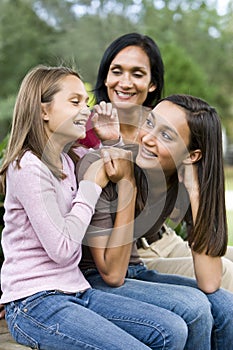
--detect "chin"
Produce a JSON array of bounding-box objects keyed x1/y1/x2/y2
[{"x1": 77, "y1": 130, "x2": 86, "y2": 140}]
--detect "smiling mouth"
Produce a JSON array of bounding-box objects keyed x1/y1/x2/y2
[
  {"x1": 141, "y1": 146, "x2": 157, "y2": 158},
  {"x1": 116, "y1": 90, "x2": 136, "y2": 98},
  {"x1": 73, "y1": 119, "x2": 87, "y2": 126}
]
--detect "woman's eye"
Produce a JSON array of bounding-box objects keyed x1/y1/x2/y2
[
  {"x1": 133, "y1": 72, "x2": 144, "y2": 78},
  {"x1": 111, "y1": 69, "x2": 121, "y2": 75}
]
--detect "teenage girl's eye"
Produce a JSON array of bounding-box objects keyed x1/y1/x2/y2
[
  {"x1": 161, "y1": 131, "x2": 172, "y2": 141},
  {"x1": 146, "y1": 117, "x2": 154, "y2": 128}
]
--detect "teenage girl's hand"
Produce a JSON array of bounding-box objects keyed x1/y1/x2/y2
[
  {"x1": 178, "y1": 163, "x2": 199, "y2": 196},
  {"x1": 91, "y1": 101, "x2": 120, "y2": 142},
  {"x1": 83, "y1": 158, "x2": 109, "y2": 189},
  {"x1": 178, "y1": 163, "x2": 200, "y2": 224},
  {"x1": 101, "y1": 148, "x2": 135, "y2": 186}
]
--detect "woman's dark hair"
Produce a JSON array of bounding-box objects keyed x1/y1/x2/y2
[
  {"x1": 162, "y1": 94, "x2": 227, "y2": 257},
  {"x1": 95, "y1": 32, "x2": 164, "y2": 107}
]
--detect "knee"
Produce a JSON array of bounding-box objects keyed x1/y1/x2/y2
[{"x1": 150, "y1": 316, "x2": 188, "y2": 350}]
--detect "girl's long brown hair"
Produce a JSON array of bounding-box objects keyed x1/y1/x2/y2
[{"x1": 0, "y1": 65, "x2": 81, "y2": 193}]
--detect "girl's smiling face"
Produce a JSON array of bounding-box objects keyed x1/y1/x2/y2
[
  {"x1": 105, "y1": 45, "x2": 156, "y2": 109},
  {"x1": 136, "y1": 100, "x2": 191, "y2": 176},
  {"x1": 42, "y1": 75, "x2": 90, "y2": 148}
]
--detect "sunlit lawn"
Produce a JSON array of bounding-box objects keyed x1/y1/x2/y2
[{"x1": 225, "y1": 166, "x2": 233, "y2": 246}]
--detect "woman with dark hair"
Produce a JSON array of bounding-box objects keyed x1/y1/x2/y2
[
  {"x1": 77, "y1": 94, "x2": 233, "y2": 350},
  {"x1": 80, "y1": 32, "x2": 164, "y2": 148}
]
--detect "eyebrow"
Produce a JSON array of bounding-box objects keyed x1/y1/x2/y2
[
  {"x1": 110, "y1": 63, "x2": 148, "y2": 71},
  {"x1": 150, "y1": 111, "x2": 179, "y2": 137}
]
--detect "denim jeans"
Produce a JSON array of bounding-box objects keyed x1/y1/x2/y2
[
  {"x1": 85, "y1": 264, "x2": 233, "y2": 350},
  {"x1": 5, "y1": 288, "x2": 187, "y2": 350}
]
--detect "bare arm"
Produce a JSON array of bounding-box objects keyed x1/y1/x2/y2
[
  {"x1": 179, "y1": 163, "x2": 222, "y2": 292},
  {"x1": 87, "y1": 148, "x2": 137, "y2": 287}
]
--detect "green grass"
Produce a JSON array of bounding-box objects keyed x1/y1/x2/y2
[{"x1": 225, "y1": 166, "x2": 233, "y2": 246}]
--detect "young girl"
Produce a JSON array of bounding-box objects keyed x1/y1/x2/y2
[
  {"x1": 77, "y1": 94, "x2": 233, "y2": 350},
  {"x1": 0, "y1": 65, "x2": 189, "y2": 350}
]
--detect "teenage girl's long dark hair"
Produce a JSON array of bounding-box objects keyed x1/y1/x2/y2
[{"x1": 162, "y1": 94, "x2": 227, "y2": 256}]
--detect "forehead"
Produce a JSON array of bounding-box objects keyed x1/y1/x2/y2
[
  {"x1": 59, "y1": 75, "x2": 88, "y2": 98},
  {"x1": 152, "y1": 100, "x2": 190, "y2": 142},
  {"x1": 111, "y1": 45, "x2": 150, "y2": 69}
]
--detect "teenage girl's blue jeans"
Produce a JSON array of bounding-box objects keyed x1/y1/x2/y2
[
  {"x1": 5, "y1": 288, "x2": 187, "y2": 350},
  {"x1": 84, "y1": 264, "x2": 233, "y2": 350}
]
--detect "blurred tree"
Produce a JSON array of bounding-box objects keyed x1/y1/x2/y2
[{"x1": 0, "y1": 0, "x2": 60, "y2": 97}]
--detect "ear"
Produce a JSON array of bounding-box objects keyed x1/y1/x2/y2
[
  {"x1": 148, "y1": 83, "x2": 156, "y2": 92},
  {"x1": 182, "y1": 149, "x2": 202, "y2": 165},
  {"x1": 104, "y1": 80, "x2": 108, "y2": 87},
  {"x1": 41, "y1": 103, "x2": 49, "y2": 121}
]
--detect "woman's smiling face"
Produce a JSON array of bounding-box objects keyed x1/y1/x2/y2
[
  {"x1": 105, "y1": 45, "x2": 156, "y2": 109},
  {"x1": 136, "y1": 100, "x2": 191, "y2": 176}
]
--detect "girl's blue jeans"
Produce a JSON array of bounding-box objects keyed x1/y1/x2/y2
[
  {"x1": 84, "y1": 263, "x2": 233, "y2": 350},
  {"x1": 5, "y1": 288, "x2": 187, "y2": 350}
]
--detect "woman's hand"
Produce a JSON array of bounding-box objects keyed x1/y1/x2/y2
[
  {"x1": 83, "y1": 158, "x2": 109, "y2": 189},
  {"x1": 91, "y1": 101, "x2": 120, "y2": 142}
]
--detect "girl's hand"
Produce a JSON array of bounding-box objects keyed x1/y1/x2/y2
[
  {"x1": 83, "y1": 158, "x2": 109, "y2": 189},
  {"x1": 178, "y1": 163, "x2": 200, "y2": 224},
  {"x1": 101, "y1": 148, "x2": 135, "y2": 185},
  {"x1": 91, "y1": 101, "x2": 120, "y2": 141}
]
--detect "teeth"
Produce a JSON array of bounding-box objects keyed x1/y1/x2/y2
[
  {"x1": 142, "y1": 146, "x2": 157, "y2": 157},
  {"x1": 116, "y1": 91, "x2": 135, "y2": 97},
  {"x1": 73, "y1": 120, "x2": 86, "y2": 126}
]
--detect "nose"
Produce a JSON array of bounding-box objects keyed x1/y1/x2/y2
[
  {"x1": 119, "y1": 73, "x2": 133, "y2": 88},
  {"x1": 141, "y1": 131, "x2": 156, "y2": 146},
  {"x1": 80, "y1": 105, "x2": 91, "y2": 118}
]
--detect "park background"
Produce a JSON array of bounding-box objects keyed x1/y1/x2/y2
[{"x1": 0, "y1": 0, "x2": 233, "y2": 266}]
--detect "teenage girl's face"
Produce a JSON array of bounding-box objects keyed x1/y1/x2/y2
[
  {"x1": 42, "y1": 75, "x2": 90, "y2": 146},
  {"x1": 105, "y1": 46, "x2": 156, "y2": 109},
  {"x1": 136, "y1": 100, "x2": 190, "y2": 177}
]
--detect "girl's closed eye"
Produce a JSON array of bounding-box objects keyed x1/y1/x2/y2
[{"x1": 71, "y1": 98, "x2": 79, "y2": 105}]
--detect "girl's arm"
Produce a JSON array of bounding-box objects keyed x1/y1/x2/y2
[
  {"x1": 79, "y1": 148, "x2": 137, "y2": 287},
  {"x1": 12, "y1": 154, "x2": 108, "y2": 265},
  {"x1": 179, "y1": 163, "x2": 222, "y2": 293}
]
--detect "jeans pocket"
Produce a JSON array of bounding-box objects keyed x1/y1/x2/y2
[
  {"x1": 5, "y1": 301, "x2": 39, "y2": 349},
  {"x1": 12, "y1": 322, "x2": 39, "y2": 349}
]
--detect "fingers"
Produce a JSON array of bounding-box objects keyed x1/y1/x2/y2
[
  {"x1": 101, "y1": 150, "x2": 115, "y2": 177},
  {"x1": 94, "y1": 101, "x2": 113, "y2": 117}
]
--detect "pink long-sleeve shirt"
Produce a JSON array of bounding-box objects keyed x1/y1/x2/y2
[{"x1": 0, "y1": 151, "x2": 102, "y2": 304}]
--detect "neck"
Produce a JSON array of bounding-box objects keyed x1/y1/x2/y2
[
  {"x1": 118, "y1": 107, "x2": 143, "y2": 144},
  {"x1": 145, "y1": 168, "x2": 172, "y2": 201}
]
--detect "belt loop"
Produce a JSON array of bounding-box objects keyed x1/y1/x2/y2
[{"x1": 140, "y1": 237, "x2": 150, "y2": 249}]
